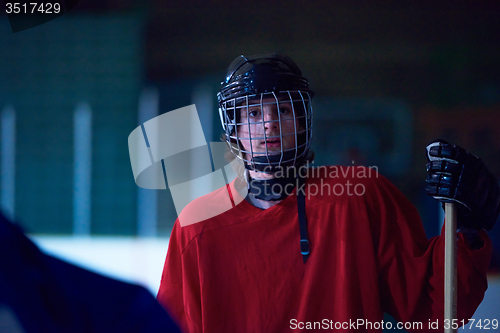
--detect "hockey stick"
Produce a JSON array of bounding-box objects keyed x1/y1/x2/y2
[{"x1": 444, "y1": 202, "x2": 457, "y2": 333}]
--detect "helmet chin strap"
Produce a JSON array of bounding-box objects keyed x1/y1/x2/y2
[
  {"x1": 245, "y1": 150, "x2": 307, "y2": 173},
  {"x1": 244, "y1": 166, "x2": 311, "y2": 263},
  {"x1": 245, "y1": 151, "x2": 307, "y2": 201},
  {"x1": 247, "y1": 173, "x2": 298, "y2": 201}
]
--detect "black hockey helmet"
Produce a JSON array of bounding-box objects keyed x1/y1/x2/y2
[
  {"x1": 218, "y1": 53, "x2": 312, "y2": 102},
  {"x1": 217, "y1": 53, "x2": 314, "y2": 173}
]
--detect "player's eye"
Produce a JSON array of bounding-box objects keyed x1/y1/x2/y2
[
  {"x1": 248, "y1": 110, "x2": 260, "y2": 117},
  {"x1": 278, "y1": 107, "x2": 291, "y2": 115}
]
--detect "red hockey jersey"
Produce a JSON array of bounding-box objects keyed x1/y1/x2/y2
[{"x1": 157, "y1": 166, "x2": 491, "y2": 332}]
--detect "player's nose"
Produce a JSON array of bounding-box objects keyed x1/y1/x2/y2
[
  {"x1": 262, "y1": 108, "x2": 279, "y2": 131},
  {"x1": 262, "y1": 107, "x2": 279, "y2": 122}
]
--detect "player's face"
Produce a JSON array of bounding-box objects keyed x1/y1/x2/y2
[{"x1": 236, "y1": 97, "x2": 304, "y2": 157}]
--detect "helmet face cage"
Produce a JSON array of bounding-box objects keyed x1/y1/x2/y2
[{"x1": 219, "y1": 90, "x2": 313, "y2": 172}]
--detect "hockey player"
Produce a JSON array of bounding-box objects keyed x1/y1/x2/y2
[{"x1": 157, "y1": 53, "x2": 500, "y2": 332}]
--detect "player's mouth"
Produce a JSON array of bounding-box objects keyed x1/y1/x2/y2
[{"x1": 262, "y1": 139, "x2": 281, "y2": 148}]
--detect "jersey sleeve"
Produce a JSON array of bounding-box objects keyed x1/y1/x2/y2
[
  {"x1": 369, "y1": 176, "x2": 492, "y2": 331},
  {"x1": 157, "y1": 221, "x2": 202, "y2": 333}
]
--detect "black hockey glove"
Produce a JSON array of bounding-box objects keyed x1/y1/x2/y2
[{"x1": 426, "y1": 139, "x2": 500, "y2": 231}]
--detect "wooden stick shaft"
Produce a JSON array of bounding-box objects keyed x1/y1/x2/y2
[{"x1": 444, "y1": 202, "x2": 458, "y2": 333}]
